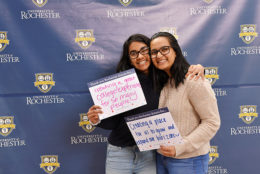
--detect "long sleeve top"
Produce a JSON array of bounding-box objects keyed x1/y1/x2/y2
[
  {"x1": 159, "y1": 78, "x2": 221, "y2": 159},
  {"x1": 97, "y1": 73, "x2": 160, "y2": 147}
]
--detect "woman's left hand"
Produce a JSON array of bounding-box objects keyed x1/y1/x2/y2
[
  {"x1": 186, "y1": 64, "x2": 205, "y2": 80},
  {"x1": 158, "y1": 145, "x2": 176, "y2": 157}
]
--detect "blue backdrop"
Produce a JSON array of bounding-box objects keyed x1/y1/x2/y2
[{"x1": 0, "y1": 0, "x2": 260, "y2": 174}]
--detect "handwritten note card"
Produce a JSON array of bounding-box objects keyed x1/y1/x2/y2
[
  {"x1": 88, "y1": 69, "x2": 147, "y2": 120},
  {"x1": 125, "y1": 107, "x2": 183, "y2": 151}
]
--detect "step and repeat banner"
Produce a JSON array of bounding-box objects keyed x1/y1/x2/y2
[{"x1": 0, "y1": 0, "x2": 260, "y2": 174}]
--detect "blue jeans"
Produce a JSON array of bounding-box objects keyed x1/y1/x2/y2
[
  {"x1": 106, "y1": 143, "x2": 156, "y2": 174},
  {"x1": 156, "y1": 152, "x2": 209, "y2": 174}
]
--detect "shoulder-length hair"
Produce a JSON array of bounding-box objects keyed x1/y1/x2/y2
[
  {"x1": 116, "y1": 34, "x2": 152, "y2": 74},
  {"x1": 151, "y1": 32, "x2": 190, "y2": 89}
]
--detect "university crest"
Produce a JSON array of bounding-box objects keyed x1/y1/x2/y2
[
  {"x1": 0, "y1": 116, "x2": 16, "y2": 137},
  {"x1": 119, "y1": 0, "x2": 133, "y2": 7},
  {"x1": 160, "y1": 27, "x2": 179, "y2": 40},
  {"x1": 239, "y1": 24, "x2": 258, "y2": 44},
  {"x1": 204, "y1": 0, "x2": 213, "y2": 4},
  {"x1": 40, "y1": 155, "x2": 60, "y2": 174},
  {"x1": 79, "y1": 113, "x2": 95, "y2": 133},
  {"x1": 205, "y1": 67, "x2": 219, "y2": 85},
  {"x1": 34, "y1": 73, "x2": 55, "y2": 93},
  {"x1": 209, "y1": 146, "x2": 219, "y2": 165},
  {"x1": 239, "y1": 105, "x2": 258, "y2": 124},
  {"x1": 75, "y1": 30, "x2": 95, "y2": 49},
  {"x1": 0, "y1": 31, "x2": 10, "y2": 52},
  {"x1": 32, "y1": 0, "x2": 48, "y2": 7}
]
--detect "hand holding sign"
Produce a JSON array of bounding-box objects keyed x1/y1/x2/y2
[
  {"x1": 88, "y1": 69, "x2": 147, "y2": 120},
  {"x1": 87, "y1": 105, "x2": 103, "y2": 125}
]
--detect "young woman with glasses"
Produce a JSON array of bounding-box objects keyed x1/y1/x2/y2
[
  {"x1": 150, "y1": 32, "x2": 221, "y2": 174},
  {"x1": 87, "y1": 33, "x2": 205, "y2": 174}
]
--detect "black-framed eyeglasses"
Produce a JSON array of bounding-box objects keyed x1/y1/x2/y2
[
  {"x1": 150, "y1": 46, "x2": 171, "y2": 59},
  {"x1": 129, "y1": 46, "x2": 149, "y2": 59}
]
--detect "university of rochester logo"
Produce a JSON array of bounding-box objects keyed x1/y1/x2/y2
[
  {"x1": 75, "y1": 30, "x2": 95, "y2": 49},
  {"x1": 205, "y1": 67, "x2": 219, "y2": 85},
  {"x1": 239, "y1": 105, "x2": 258, "y2": 124},
  {"x1": 119, "y1": 0, "x2": 133, "y2": 7},
  {"x1": 40, "y1": 155, "x2": 60, "y2": 174},
  {"x1": 204, "y1": 0, "x2": 213, "y2": 4},
  {"x1": 209, "y1": 146, "x2": 219, "y2": 165},
  {"x1": 190, "y1": 0, "x2": 227, "y2": 15},
  {"x1": 160, "y1": 27, "x2": 179, "y2": 40},
  {"x1": 239, "y1": 24, "x2": 258, "y2": 44},
  {"x1": 0, "y1": 116, "x2": 15, "y2": 137},
  {"x1": 34, "y1": 73, "x2": 55, "y2": 93},
  {"x1": 32, "y1": 0, "x2": 48, "y2": 7},
  {"x1": 0, "y1": 31, "x2": 10, "y2": 52},
  {"x1": 79, "y1": 113, "x2": 95, "y2": 133}
]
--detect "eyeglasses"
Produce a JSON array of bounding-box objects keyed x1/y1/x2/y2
[
  {"x1": 129, "y1": 46, "x2": 149, "y2": 59},
  {"x1": 150, "y1": 46, "x2": 171, "y2": 59}
]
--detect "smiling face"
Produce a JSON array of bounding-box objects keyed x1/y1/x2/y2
[
  {"x1": 150, "y1": 36, "x2": 176, "y2": 76},
  {"x1": 129, "y1": 41, "x2": 151, "y2": 74}
]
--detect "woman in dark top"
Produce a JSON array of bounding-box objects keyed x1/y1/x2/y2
[{"x1": 87, "y1": 33, "x2": 204, "y2": 174}]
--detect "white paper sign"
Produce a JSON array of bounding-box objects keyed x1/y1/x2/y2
[
  {"x1": 125, "y1": 107, "x2": 183, "y2": 151},
  {"x1": 88, "y1": 69, "x2": 147, "y2": 120}
]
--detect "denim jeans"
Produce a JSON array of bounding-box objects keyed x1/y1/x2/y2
[
  {"x1": 106, "y1": 143, "x2": 156, "y2": 174},
  {"x1": 156, "y1": 152, "x2": 209, "y2": 174}
]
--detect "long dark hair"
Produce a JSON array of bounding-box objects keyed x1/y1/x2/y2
[
  {"x1": 151, "y1": 32, "x2": 190, "y2": 89},
  {"x1": 116, "y1": 34, "x2": 152, "y2": 74}
]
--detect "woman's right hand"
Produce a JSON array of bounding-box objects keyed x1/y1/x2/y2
[{"x1": 87, "y1": 105, "x2": 103, "y2": 125}]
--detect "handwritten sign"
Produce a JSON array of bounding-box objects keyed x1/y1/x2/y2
[
  {"x1": 88, "y1": 69, "x2": 147, "y2": 120},
  {"x1": 125, "y1": 107, "x2": 183, "y2": 151}
]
